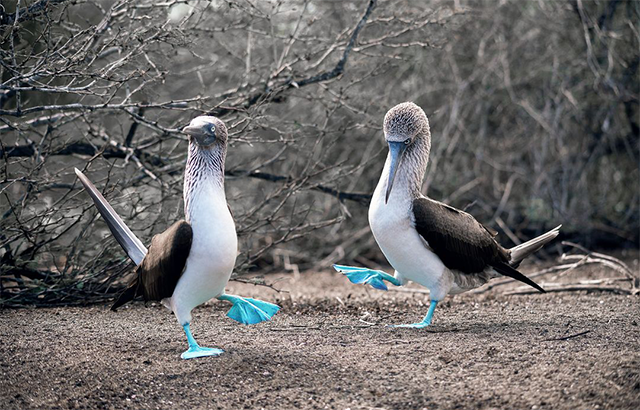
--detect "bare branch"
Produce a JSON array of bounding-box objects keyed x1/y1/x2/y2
[{"x1": 0, "y1": 0, "x2": 71, "y2": 26}]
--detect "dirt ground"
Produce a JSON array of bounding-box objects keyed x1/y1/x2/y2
[{"x1": 1, "y1": 263, "x2": 639, "y2": 410}]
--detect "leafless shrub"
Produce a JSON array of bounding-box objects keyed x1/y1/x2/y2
[{"x1": 1, "y1": 0, "x2": 637, "y2": 306}]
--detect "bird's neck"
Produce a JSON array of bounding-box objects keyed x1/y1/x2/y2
[
  {"x1": 183, "y1": 142, "x2": 227, "y2": 220},
  {"x1": 377, "y1": 133, "x2": 431, "y2": 203}
]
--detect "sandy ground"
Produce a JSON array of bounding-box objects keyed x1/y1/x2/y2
[{"x1": 1, "y1": 266, "x2": 639, "y2": 410}]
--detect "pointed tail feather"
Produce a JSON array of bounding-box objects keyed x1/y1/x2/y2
[
  {"x1": 509, "y1": 225, "x2": 561, "y2": 267},
  {"x1": 75, "y1": 168, "x2": 147, "y2": 265},
  {"x1": 491, "y1": 262, "x2": 546, "y2": 293}
]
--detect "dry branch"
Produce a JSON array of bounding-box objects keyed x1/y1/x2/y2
[
  {"x1": 0, "y1": 0, "x2": 390, "y2": 306},
  {"x1": 543, "y1": 330, "x2": 591, "y2": 342},
  {"x1": 1, "y1": 0, "x2": 637, "y2": 307},
  {"x1": 0, "y1": 0, "x2": 72, "y2": 26},
  {"x1": 505, "y1": 284, "x2": 636, "y2": 296}
]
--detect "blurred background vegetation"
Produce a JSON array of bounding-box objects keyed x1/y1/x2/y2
[{"x1": 1, "y1": 0, "x2": 638, "y2": 306}]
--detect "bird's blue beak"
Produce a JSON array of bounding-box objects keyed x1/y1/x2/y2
[
  {"x1": 183, "y1": 125, "x2": 216, "y2": 146},
  {"x1": 385, "y1": 141, "x2": 407, "y2": 204}
]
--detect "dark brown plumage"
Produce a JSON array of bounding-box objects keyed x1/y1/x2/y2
[
  {"x1": 412, "y1": 197, "x2": 545, "y2": 292},
  {"x1": 111, "y1": 221, "x2": 193, "y2": 311}
]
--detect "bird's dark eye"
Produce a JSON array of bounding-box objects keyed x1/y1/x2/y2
[{"x1": 404, "y1": 138, "x2": 411, "y2": 145}]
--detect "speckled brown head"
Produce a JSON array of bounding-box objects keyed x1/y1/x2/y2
[
  {"x1": 382, "y1": 102, "x2": 431, "y2": 203},
  {"x1": 182, "y1": 116, "x2": 228, "y2": 148},
  {"x1": 383, "y1": 102, "x2": 430, "y2": 144}
]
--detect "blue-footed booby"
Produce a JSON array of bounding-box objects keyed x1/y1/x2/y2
[
  {"x1": 334, "y1": 102, "x2": 560, "y2": 328},
  {"x1": 75, "y1": 116, "x2": 279, "y2": 359}
]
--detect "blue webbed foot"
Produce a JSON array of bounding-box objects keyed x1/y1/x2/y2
[
  {"x1": 218, "y1": 294, "x2": 280, "y2": 325},
  {"x1": 332, "y1": 264, "x2": 400, "y2": 290},
  {"x1": 181, "y1": 345, "x2": 224, "y2": 360},
  {"x1": 388, "y1": 300, "x2": 439, "y2": 329},
  {"x1": 181, "y1": 323, "x2": 223, "y2": 360}
]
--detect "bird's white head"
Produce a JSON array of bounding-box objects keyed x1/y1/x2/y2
[
  {"x1": 182, "y1": 116, "x2": 228, "y2": 148},
  {"x1": 382, "y1": 102, "x2": 430, "y2": 203}
]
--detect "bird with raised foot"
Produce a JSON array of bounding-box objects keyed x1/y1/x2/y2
[
  {"x1": 75, "y1": 116, "x2": 280, "y2": 359},
  {"x1": 334, "y1": 102, "x2": 560, "y2": 328}
]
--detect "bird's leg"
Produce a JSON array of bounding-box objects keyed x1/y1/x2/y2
[
  {"x1": 217, "y1": 294, "x2": 280, "y2": 325},
  {"x1": 180, "y1": 323, "x2": 224, "y2": 360},
  {"x1": 333, "y1": 264, "x2": 402, "y2": 291},
  {"x1": 388, "y1": 300, "x2": 439, "y2": 329}
]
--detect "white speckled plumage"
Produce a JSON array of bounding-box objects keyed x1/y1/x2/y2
[
  {"x1": 370, "y1": 103, "x2": 455, "y2": 300},
  {"x1": 77, "y1": 115, "x2": 280, "y2": 357},
  {"x1": 369, "y1": 102, "x2": 558, "y2": 302},
  {"x1": 166, "y1": 116, "x2": 237, "y2": 325}
]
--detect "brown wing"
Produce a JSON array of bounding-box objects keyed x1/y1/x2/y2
[
  {"x1": 412, "y1": 198, "x2": 545, "y2": 292},
  {"x1": 111, "y1": 220, "x2": 192, "y2": 310},
  {"x1": 412, "y1": 198, "x2": 509, "y2": 274}
]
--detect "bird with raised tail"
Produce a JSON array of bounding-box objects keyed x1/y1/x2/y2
[
  {"x1": 334, "y1": 102, "x2": 560, "y2": 328},
  {"x1": 75, "y1": 116, "x2": 279, "y2": 359}
]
